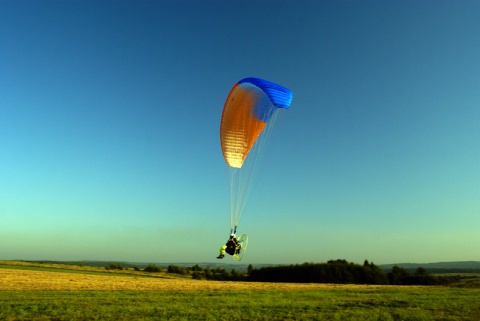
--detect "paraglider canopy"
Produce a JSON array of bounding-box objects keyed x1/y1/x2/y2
[{"x1": 220, "y1": 77, "x2": 293, "y2": 169}]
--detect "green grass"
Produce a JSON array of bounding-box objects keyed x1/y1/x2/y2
[{"x1": 1, "y1": 286, "x2": 479, "y2": 320}]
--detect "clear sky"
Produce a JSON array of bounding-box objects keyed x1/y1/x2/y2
[{"x1": 1, "y1": 0, "x2": 479, "y2": 265}]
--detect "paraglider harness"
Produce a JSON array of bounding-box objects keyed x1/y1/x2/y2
[
  {"x1": 225, "y1": 235, "x2": 240, "y2": 255},
  {"x1": 226, "y1": 228, "x2": 240, "y2": 256},
  {"x1": 225, "y1": 238, "x2": 238, "y2": 255}
]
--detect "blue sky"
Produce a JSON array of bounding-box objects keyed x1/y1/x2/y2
[{"x1": 1, "y1": 0, "x2": 479, "y2": 265}]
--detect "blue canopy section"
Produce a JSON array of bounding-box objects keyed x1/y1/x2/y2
[{"x1": 238, "y1": 77, "x2": 293, "y2": 109}]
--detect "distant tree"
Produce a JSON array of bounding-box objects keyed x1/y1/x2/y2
[
  {"x1": 362, "y1": 261, "x2": 389, "y2": 284},
  {"x1": 192, "y1": 271, "x2": 204, "y2": 280},
  {"x1": 412, "y1": 267, "x2": 439, "y2": 285},
  {"x1": 388, "y1": 266, "x2": 411, "y2": 285},
  {"x1": 219, "y1": 269, "x2": 231, "y2": 280},
  {"x1": 230, "y1": 269, "x2": 245, "y2": 281},
  {"x1": 415, "y1": 267, "x2": 428, "y2": 277},
  {"x1": 203, "y1": 267, "x2": 213, "y2": 279},
  {"x1": 190, "y1": 264, "x2": 203, "y2": 272},
  {"x1": 144, "y1": 264, "x2": 162, "y2": 272},
  {"x1": 105, "y1": 263, "x2": 123, "y2": 270},
  {"x1": 203, "y1": 267, "x2": 244, "y2": 281},
  {"x1": 167, "y1": 264, "x2": 187, "y2": 275}
]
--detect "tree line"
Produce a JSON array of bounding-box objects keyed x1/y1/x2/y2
[
  {"x1": 248, "y1": 260, "x2": 463, "y2": 285},
  {"x1": 167, "y1": 260, "x2": 462, "y2": 285},
  {"x1": 105, "y1": 260, "x2": 462, "y2": 285},
  {"x1": 387, "y1": 266, "x2": 460, "y2": 285},
  {"x1": 248, "y1": 259, "x2": 388, "y2": 284}
]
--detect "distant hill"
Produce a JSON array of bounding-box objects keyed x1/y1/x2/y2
[{"x1": 379, "y1": 261, "x2": 480, "y2": 273}]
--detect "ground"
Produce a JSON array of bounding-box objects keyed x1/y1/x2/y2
[{"x1": 0, "y1": 265, "x2": 367, "y2": 291}]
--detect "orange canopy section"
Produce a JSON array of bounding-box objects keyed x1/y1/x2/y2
[{"x1": 220, "y1": 84, "x2": 266, "y2": 168}]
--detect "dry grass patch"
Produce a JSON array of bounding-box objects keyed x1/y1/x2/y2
[{"x1": 0, "y1": 267, "x2": 366, "y2": 291}]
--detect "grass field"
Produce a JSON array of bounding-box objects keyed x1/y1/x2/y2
[{"x1": 1, "y1": 261, "x2": 479, "y2": 320}]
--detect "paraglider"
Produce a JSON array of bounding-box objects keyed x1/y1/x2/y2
[{"x1": 217, "y1": 77, "x2": 293, "y2": 260}]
